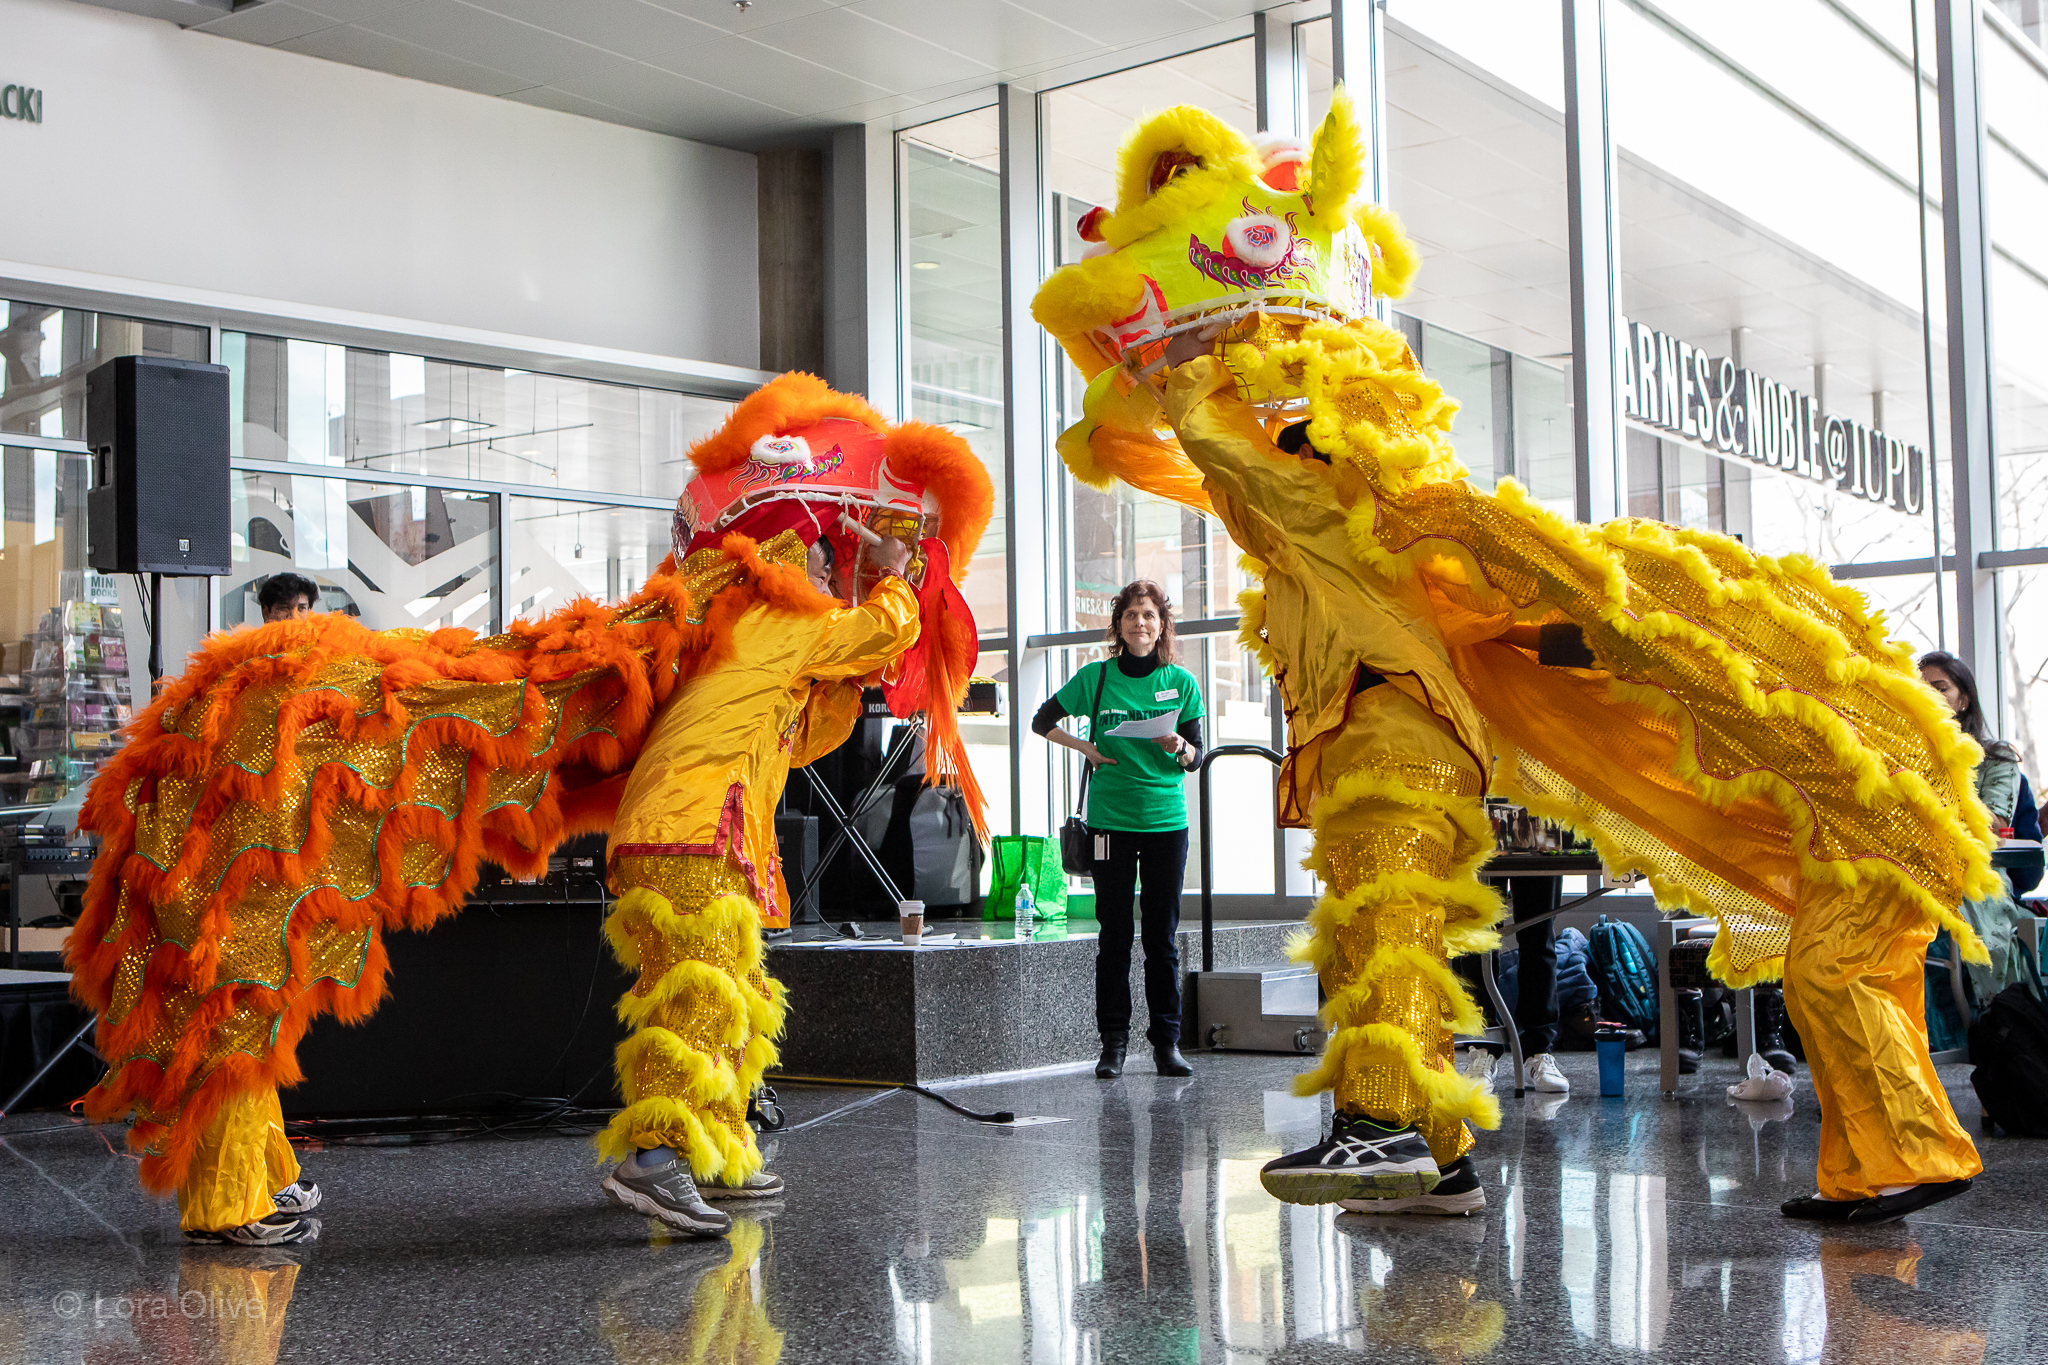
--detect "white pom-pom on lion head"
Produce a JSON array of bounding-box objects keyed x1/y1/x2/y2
[
  {"x1": 750, "y1": 434, "x2": 813, "y2": 465},
  {"x1": 1224, "y1": 211, "x2": 1293, "y2": 268}
]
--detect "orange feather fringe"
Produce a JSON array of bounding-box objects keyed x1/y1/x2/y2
[{"x1": 66, "y1": 533, "x2": 830, "y2": 1194}]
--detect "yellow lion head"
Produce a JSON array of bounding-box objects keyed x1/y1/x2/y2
[{"x1": 1032, "y1": 89, "x2": 1455, "y2": 510}]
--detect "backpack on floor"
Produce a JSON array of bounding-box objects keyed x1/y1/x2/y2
[
  {"x1": 1588, "y1": 915, "x2": 1659, "y2": 1041},
  {"x1": 1969, "y1": 947, "x2": 2048, "y2": 1136}
]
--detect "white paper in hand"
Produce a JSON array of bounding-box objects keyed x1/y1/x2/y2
[{"x1": 1103, "y1": 711, "x2": 1175, "y2": 740}]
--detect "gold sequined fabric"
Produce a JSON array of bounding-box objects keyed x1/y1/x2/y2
[{"x1": 605, "y1": 854, "x2": 779, "y2": 1176}]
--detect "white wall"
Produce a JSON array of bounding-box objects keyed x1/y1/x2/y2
[{"x1": 1, "y1": 0, "x2": 759, "y2": 368}]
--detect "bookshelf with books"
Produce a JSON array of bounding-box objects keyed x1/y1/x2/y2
[{"x1": 9, "y1": 573, "x2": 133, "y2": 805}]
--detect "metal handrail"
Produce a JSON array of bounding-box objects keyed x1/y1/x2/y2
[{"x1": 1196, "y1": 743, "x2": 1284, "y2": 972}]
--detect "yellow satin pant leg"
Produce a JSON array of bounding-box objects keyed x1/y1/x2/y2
[
  {"x1": 1291, "y1": 686, "x2": 1501, "y2": 1166},
  {"x1": 176, "y1": 1086, "x2": 299, "y2": 1232},
  {"x1": 1781, "y1": 878, "x2": 1982, "y2": 1200},
  {"x1": 599, "y1": 854, "x2": 788, "y2": 1183}
]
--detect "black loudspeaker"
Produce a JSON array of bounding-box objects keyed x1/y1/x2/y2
[
  {"x1": 85, "y1": 355, "x2": 231, "y2": 575},
  {"x1": 775, "y1": 810, "x2": 819, "y2": 919}
]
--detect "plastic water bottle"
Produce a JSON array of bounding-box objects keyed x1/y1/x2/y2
[{"x1": 1015, "y1": 883, "x2": 1035, "y2": 934}]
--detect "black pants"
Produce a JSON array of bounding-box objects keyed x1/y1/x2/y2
[
  {"x1": 1091, "y1": 828, "x2": 1188, "y2": 1045},
  {"x1": 1510, "y1": 877, "x2": 1561, "y2": 1056}
]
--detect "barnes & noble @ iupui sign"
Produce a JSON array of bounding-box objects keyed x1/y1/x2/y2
[{"x1": 1620, "y1": 318, "x2": 1927, "y2": 516}]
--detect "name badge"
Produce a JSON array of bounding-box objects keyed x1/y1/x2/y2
[{"x1": 1155, "y1": 689, "x2": 1177, "y2": 701}]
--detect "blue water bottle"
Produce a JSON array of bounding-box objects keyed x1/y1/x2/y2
[
  {"x1": 1015, "y1": 883, "x2": 1034, "y2": 935},
  {"x1": 1595, "y1": 1027, "x2": 1626, "y2": 1097}
]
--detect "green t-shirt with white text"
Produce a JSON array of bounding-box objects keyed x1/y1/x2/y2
[{"x1": 1056, "y1": 658, "x2": 1205, "y2": 833}]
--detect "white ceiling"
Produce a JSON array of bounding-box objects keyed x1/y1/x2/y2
[{"x1": 152, "y1": 0, "x2": 1277, "y2": 147}]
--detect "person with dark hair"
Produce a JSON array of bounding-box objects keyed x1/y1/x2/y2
[
  {"x1": 1920, "y1": 650, "x2": 2029, "y2": 999},
  {"x1": 257, "y1": 572, "x2": 320, "y2": 623},
  {"x1": 1033, "y1": 580, "x2": 1206, "y2": 1079}
]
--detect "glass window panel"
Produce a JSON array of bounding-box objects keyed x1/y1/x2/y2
[
  {"x1": 507, "y1": 499, "x2": 672, "y2": 619},
  {"x1": 1039, "y1": 41, "x2": 1325, "y2": 879},
  {"x1": 225, "y1": 332, "x2": 732, "y2": 499},
  {"x1": 1848, "y1": 571, "x2": 1948, "y2": 659},
  {"x1": 1986, "y1": 18, "x2": 2048, "y2": 551},
  {"x1": 0, "y1": 444, "x2": 206, "y2": 805},
  {"x1": 1610, "y1": 2, "x2": 1940, "y2": 566},
  {"x1": 224, "y1": 472, "x2": 496, "y2": 633},
  {"x1": 902, "y1": 111, "x2": 1009, "y2": 633},
  {"x1": 1302, "y1": 13, "x2": 1576, "y2": 513},
  {"x1": 0, "y1": 302, "x2": 208, "y2": 441},
  {"x1": 1044, "y1": 40, "x2": 1257, "y2": 209},
  {"x1": 1998, "y1": 566, "x2": 2048, "y2": 775}
]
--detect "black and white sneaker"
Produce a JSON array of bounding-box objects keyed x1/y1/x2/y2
[
  {"x1": 183, "y1": 1213, "x2": 321, "y2": 1247},
  {"x1": 272, "y1": 1179, "x2": 321, "y2": 1216},
  {"x1": 1339, "y1": 1154, "x2": 1485, "y2": 1216},
  {"x1": 1259, "y1": 1112, "x2": 1440, "y2": 1205},
  {"x1": 602, "y1": 1157, "x2": 732, "y2": 1238}
]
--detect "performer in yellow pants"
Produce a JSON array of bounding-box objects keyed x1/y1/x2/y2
[
  {"x1": 1295, "y1": 684, "x2": 1496, "y2": 1176},
  {"x1": 176, "y1": 1086, "x2": 310, "y2": 1237},
  {"x1": 1782, "y1": 880, "x2": 1982, "y2": 1207},
  {"x1": 1032, "y1": 93, "x2": 1998, "y2": 1223}
]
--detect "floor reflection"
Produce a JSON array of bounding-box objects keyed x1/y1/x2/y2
[
  {"x1": 600, "y1": 1218, "x2": 783, "y2": 1365},
  {"x1": 6, "y1": 1053, "x2": 2042, "y2": 1364}
]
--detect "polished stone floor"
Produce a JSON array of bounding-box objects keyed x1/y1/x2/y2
[{"x1": 4, "y1": 1049, "x2": 2043, "y2": 1364}]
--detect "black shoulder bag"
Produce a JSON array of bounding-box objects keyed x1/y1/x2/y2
[{"x1": 1059, "y1": 662, "x2": 1110, "y2": 875}]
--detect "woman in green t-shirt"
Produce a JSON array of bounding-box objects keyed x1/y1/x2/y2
[{"x1": 1033, "y1": 580, "x2": 1207, "y2": 1080}]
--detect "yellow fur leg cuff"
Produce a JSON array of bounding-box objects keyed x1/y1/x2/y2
[{"x1": 1292, "y1": 1023, "x2": 1502, "y2": 1132}]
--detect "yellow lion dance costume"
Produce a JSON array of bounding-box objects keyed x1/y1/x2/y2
[
  {"x1": 1034, "y1": 92, "x2": 1994, "y2": 1218},
  {"x1": 66, "y1": 374, "x2": 990, "y2": 1243}
]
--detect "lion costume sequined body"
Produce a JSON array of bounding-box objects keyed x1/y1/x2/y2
[
  {"x1": 1034, "y1": 94, "x2": 1995, "y2": 1195},
  {"x1": 67, "y1": 374, "x2": 990, "y2": 1227}
]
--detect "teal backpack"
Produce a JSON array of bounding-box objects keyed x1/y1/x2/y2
[{"x1": 1588, "y1": 915, "x2": 1659, "y2": 1041}]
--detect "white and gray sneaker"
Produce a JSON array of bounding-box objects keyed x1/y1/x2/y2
[
  {"x1": 1340, "y1": 1154, "x2": 1487, "y2": 1217},
  {"x1": 602, "y1": 1157, "x2": 732, "y2": 1238},
  {"x1": 272, "y1": 1179, "x2": 321, "y2": 1216},
  {"x1": 183, "y1": 1213, "x2": 321, "y2": 1247},
  {"x1": 1259, "y1": 1112, "x2": 1441, "y2": 1205},
  {"x1": 698, "y1": 1170, "x2": 785, "y2": 1201},
  {"x1": 1523, "y1": 1053, "x2": 1570, "y2": 1094}
]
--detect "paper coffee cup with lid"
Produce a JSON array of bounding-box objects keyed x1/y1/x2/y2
[{"x1": 898, "y1": 899, "x2": 925, "y2": 944}]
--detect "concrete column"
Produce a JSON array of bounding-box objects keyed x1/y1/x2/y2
[
  {"x1": 1934, "y1": 0, "x2": 2002, "y2": 708},
  {"x1": 1564, "y1": 0, "x2": 1626, "y2": 524},
  {"x1": 998, "y1": 83, "x2": 1053, "y2": 837},
  {"x1": 824, "y1": 120, "x2": 901, "y2": 416}
]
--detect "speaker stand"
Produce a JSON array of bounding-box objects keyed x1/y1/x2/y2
[{"x1": 147, "y1": 572, "x2": 163, "y2": 684}]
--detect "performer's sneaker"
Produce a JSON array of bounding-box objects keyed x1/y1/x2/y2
[
  {"x1": 1338, "y1": 1154, "x2": 1486, "y2": 1217},
  {"x1": 1259, "y1": 1112, "x2": 1440, "y2": 1205},
  {"x1": 1844, "y1": 1179, "x2": 1973, "y2": 1226},
  {"x1": 698, "y1": 1170, "x2": 785, "y2": 1201},
  {"x1": 183, "y1": 1213, "x2": 321, "y2": 1247},
  {"x1": 603, "y1": 1157, "x2": 732, "y2": 1238},
  {"x1": 271, "y1": 1179, "x2": 321, "y2": 1216},
  {"x1": 1780, "y1": 1193, "x2": 1862, "y2": 1222}
]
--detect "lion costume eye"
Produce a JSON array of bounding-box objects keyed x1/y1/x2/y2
[
  {"x1": 1147, "y1": 148, "x2": 1203, "y2": 194},
  {"x1": 1224, "y1": 211, "x2": 1293, "y2": 268}
]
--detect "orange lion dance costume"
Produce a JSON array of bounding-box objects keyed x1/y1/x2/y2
[{"x1": 65, "y1": 374, "x2": 990, "y2": 1238}]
